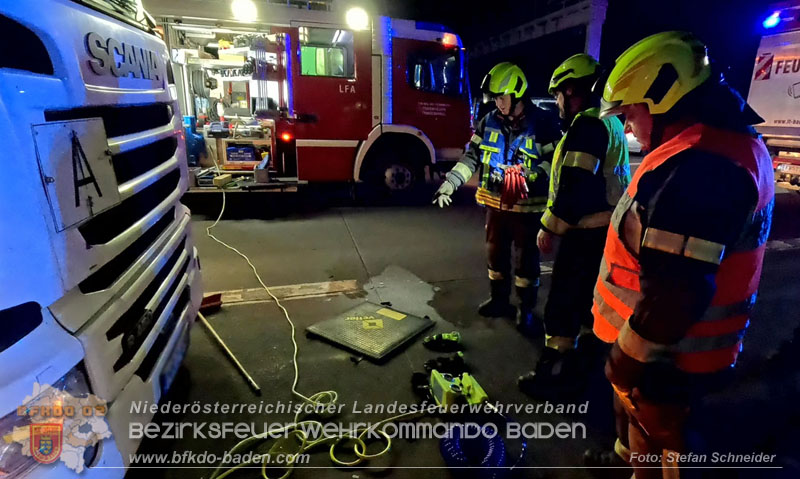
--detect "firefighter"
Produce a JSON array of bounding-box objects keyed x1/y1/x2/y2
[
  {"x1": 590, "y1": 32, "x2": 773, "y2": 478},
  {"x1": 518, "y1": 54, "x2": 630, "y2": 396},
  {"x1": 434, "y1": 62, "x2": 561, "y2": 332}
]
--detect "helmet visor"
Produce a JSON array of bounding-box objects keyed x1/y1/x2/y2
[
  {"x1": 596, "y1": 68, "x2": 622, "y2": 118},
  {"x1": 599, "y1": 98, "x2": 624, "y2": 118},
  {"x1": 483, "y1": 91, "x2": 502, "y2": 104},
  {"x1": 481, "y1": 72, "x2": 499, "y2": 103}
]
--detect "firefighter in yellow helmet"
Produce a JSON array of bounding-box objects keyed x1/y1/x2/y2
[
  {"x1": 518, "y1": 53, "x2": 630, "y2": 397},
  {"x1": 587, "y1": 32, "x2": 772, "y2": 477},
  {"x1": 434, "y1": 63, "x2": 561, "y2": 330}
]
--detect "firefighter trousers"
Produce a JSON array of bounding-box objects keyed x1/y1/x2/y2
[
  {"x1": 543, "y1": 226, "x2": 607, "y2": 346},
  {"x1": 615, "y1": 371, "x2": 734, "y2": 478},
  {"x1": 485, "y1": 207, "x2": 541, "y2": 287}
]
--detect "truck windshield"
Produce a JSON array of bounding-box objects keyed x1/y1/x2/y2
[
  {"x1": 69, "y1": 0, "x2": 150, "y2": 31},
  {"x1": 408, "y1": 49, "x2": 465, "y2": 97}
]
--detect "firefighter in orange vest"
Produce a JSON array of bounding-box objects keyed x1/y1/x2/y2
[
  {"x1": 518, "y1": 54, "x2": 630, "y2": 396},
  {"x1": 589, "y1": 32, "x2": 774, "y2": 477}
]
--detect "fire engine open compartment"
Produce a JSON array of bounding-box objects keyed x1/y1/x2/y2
[
  {"x1": 166, "y1": 22, "x2": 302, "y2": 191},
  {"x1": 151, "y1": 0, "x2": 473, "y2": 195}
]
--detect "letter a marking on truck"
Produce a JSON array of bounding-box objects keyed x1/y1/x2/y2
[{"x1": 71, "y1": 130, "x2": 102, "y2": 208}]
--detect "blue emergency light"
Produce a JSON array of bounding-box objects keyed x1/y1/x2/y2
[{"x1": 763, "y1": 11, "x2": 781, "y2": 29}]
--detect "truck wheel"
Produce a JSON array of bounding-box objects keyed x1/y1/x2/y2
[
  {"x1": 382, "y1": 161, "x2": 416, "y2": 191},
  {"x1": 365, "y1": 149, "x2": 425, "y2": 195}
]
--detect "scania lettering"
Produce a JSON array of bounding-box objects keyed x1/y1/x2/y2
[{"x1": 86, "y1": 32, "x2": 165, "y2": 80}]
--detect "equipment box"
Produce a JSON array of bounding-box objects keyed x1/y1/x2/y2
[{"x1": 226, "y1": 145, "x2": 258, "y2": 163}]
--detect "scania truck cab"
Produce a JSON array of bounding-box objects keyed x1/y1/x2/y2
[{"x1": 0, "y1": 0, "x2": 202, "y2": 476}]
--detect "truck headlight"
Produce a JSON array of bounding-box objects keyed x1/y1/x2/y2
[{"x1": 0, "y1": 365, "x2": 91, "y2": 477}]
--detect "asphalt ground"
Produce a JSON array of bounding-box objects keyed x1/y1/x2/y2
[{"x1": 128, "y1": 177, "x2": 800, "y2": 479}]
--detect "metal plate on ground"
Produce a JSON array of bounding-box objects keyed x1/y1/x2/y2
[{"x1": 306, "y1": 301, "x2": 434, "y2": 360}]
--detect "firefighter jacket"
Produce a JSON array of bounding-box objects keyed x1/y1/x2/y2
[
  {"x1": 445, "y1": 104, "x2": 561, "y2": 213},
  {"x1": 593, "y1": 123, "x2": 774, "y2": 393},
  {"x1": 541, "y1": 107, "x2": 630, "y2": 234}
]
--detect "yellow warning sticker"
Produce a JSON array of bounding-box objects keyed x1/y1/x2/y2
[
  {"x1": 363, "y1": 319, "x2": 384, "y2": 329},
  {"x1": 377, "y1": 308, "x2": 406, "y2": 321}
]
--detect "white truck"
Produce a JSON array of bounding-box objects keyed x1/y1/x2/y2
[
  {"x1": 749, "y1": 2, "x2": 800, "y2": 190},
  {"x1": 0, "y1": 0, "x2": 202, "y2": 477}
]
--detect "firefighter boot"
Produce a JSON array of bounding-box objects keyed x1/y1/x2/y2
[
  {"x1": 517, "y1": 347, "x2": 583, "y2": 399},
  {"x1": 515, "y1": 284, "x2": 542, "y2": 336},
  {"x1": 477, "y1": 279, "x2": 517, "y2": 318}
]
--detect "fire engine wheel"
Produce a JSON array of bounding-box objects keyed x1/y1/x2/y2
[
  {"x1": 382, "y1": 162, "x2": 416, "y2": 191},
  {"x1": 365, "y1": 154, "x2": 424, "y2": 195}
]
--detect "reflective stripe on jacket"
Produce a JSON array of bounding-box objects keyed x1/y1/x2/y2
[{"x1": 542, "y1": 107, "x2": 630, "y2": 233}]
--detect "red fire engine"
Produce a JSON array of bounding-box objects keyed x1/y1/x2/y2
[{"x1": 146, "y1": 0, "x2": 472, "y2": 192}]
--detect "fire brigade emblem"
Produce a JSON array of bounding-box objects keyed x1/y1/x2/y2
[
  {"x1": 30, "y1": 423, "x2": 63, "y2": 464},
  {"x1": 5, "y1": 383, "x2": 111, "y2": 473}
]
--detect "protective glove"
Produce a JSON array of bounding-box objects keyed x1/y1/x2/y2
[
  {"x1": 515, "y1": 164, "x2": 540, "y2": 184},
  {"x1": 537, "y1": 228, "x2": 555, "y2": 254},
  {"x1": 433, "y1": 180, "x2": 455, "y2": 208},
  {"x1": 510, "y1": 163, "x2": 529, "y2": 178}
]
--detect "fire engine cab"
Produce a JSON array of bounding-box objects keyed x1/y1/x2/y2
[{"x1": 145, "y1": 0, "x2": 472, "y2": 193}]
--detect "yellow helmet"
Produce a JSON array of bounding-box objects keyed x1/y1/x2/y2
[
  {"x1": 601, "y1": 31, "x2": 711, "y2": 117},
  {"x1": 481, "y1": 62, "x2": 528, "y2": 102},
  {"x1": 548, "y1": 53, "x2": 600, "y2": 94}
]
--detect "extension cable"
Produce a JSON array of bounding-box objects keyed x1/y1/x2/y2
[{"x1": 203, "y1": 155, "x2": 422, "y2": 478}]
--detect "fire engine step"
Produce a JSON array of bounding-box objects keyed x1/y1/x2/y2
[{"x1": 306, "y1": 301, "x2": 434, "y2": 361}]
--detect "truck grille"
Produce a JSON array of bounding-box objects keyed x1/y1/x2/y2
[
  {"x1": 108, "y1": 237, "x2": 188, "y2": 372},
  {"x1": 78, "y1": 169, "x2": 180, "y2": 245},
  {"x1": 113, "y1": 137, "x2": 178, "y2": 184},
  {"x1": 135, "y1": 286, "x2": 191, "y2": 381},
  {"x1": 78, "y1": 207, "x2": 175, "y2": 294},
  {"x1": 45, "y1": 103, "x2": 172, "y2": 138}
]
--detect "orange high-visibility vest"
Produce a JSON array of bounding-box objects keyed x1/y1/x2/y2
[{"x1": 592, "y1": 124, "x2": 774, "y2": 374}]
